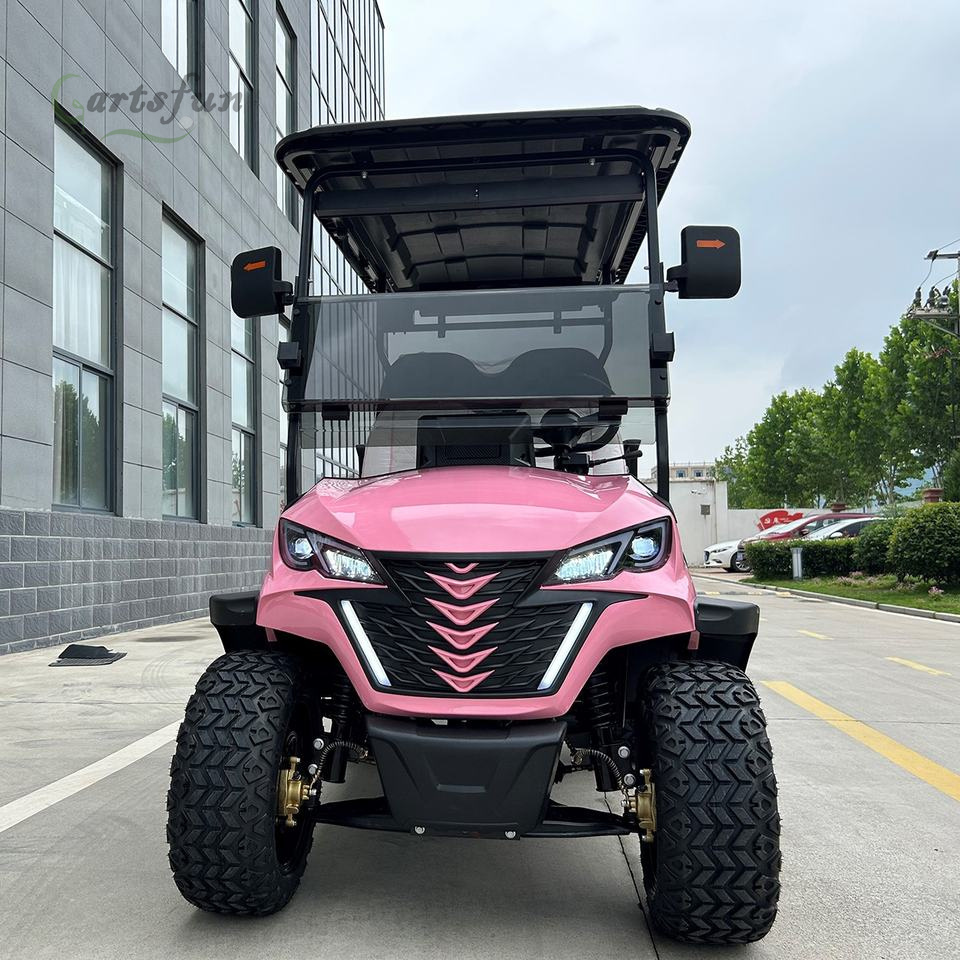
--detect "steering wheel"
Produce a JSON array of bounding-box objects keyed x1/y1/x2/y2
[{"x1": 533, "y1": 409, "x2": 620, "y2": 458}]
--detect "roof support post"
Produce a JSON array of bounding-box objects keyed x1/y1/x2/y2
[
  {"x1": 636, "y1": 154, "x2": 671, "y2": 503},
  {"x1": 284, "y1": 171, "x2": 323, "y2": 505}
]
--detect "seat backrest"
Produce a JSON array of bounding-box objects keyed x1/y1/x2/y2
[
  {"x1": 498, "y1": 348, "x2": 613, "y2": 398},
  {"x1": 379, "y1": 352, "x2": 489, "y2": 400}
]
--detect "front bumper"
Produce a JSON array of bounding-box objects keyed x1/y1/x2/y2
[
  {"x1": 366, "y1": 715, "x2": 565, "y2": 835},
  {"x1": 703, "y1": 546, "x2": 738, "y2": 568}
]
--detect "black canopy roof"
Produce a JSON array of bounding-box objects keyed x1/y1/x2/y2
[{"x1": 276, "y1": 106, "x2": 690, "y2": 292}]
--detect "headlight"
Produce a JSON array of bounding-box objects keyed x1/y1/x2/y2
[
  {"x1": 552, "y1": 546, "x2": 617, "y2": 584},
  {"x1": 547, "y1": 519, "x2": 670, "y2": 584},
  {"x1": 279, "y1": 519, "x2": 382, "y2": 584}
]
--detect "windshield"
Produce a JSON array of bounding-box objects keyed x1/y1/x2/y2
[
  {"x1": 288, "y1": 284, "x2": 660, "y2": 480},
  {"x1": 289, "y1": 285, "x2": 653, "y2": 409},
  {"x1": 757, "y1": 516, "x2": 812, "y2": 538},
  {"x1": 300, "y1": 405, "x2": 656, "y2": 480}
]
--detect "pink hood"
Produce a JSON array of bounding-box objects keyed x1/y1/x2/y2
[{"x1": 282, "y1": 466, "x2": 670, "y2": 553}]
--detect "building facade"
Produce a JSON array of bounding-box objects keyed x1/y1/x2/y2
[
  {"x1": 648, "y1": 462, "x2": 715, "y2": 481},
  {"x1": 0, "y1": 0, "x2": 384, "y2": 653}
]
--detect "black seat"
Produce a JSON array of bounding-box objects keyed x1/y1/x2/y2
[
  {"x1": 380, "y1": 348, "x2": 612, "y2": 402},
  {"x1": 499, "y1": 348, "x2": 612, "y2": 398},
  {"x1": 380, "y1": 352, "x2": 489, "y2": 400}
]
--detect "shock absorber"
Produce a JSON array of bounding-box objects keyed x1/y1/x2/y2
[
  {"x1": 584, "y1": 667, "x2": 620, "y2": 792},
  {"x1": 325, "y1": 671, "x2": 358, "y2": 783}
]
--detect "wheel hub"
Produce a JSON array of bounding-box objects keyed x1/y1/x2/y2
[
  {"x1": 277, "y1": 755, "x2": 311, "y2": 828},
  {"x1": 624, "y1": 768, "x2": 656, "y2": 842}
]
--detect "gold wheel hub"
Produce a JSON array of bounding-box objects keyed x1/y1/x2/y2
[
  {"x1": 625, "y1": 768, "x2": 657, "y2": 843},
  {"x1": 277, "y1": 755, "x2": 311, "y2": 828}
]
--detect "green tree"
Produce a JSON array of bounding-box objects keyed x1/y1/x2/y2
[
  {"x1": 943, "y1": 447, "x2": 960, "y2": 501},
  {"x1": 872, "y1": 328, "x2": 923, "y2": 503},
  {"x1": 808, "y1": 349, "x2": 881, "y2": 506},
  {"x1": 895, "y1": 305, "x2": 960, "y2": 483},
  {"x1": 714, "y1": 436, "x2": 760, "y2": 509},
  {"x1": 743, "y1": 389, "x2": 823, "y2": 506}
]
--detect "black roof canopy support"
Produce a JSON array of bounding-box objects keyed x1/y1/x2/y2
[{"x1": 276, "y1": 106, "x2": 691, "y2": 292}]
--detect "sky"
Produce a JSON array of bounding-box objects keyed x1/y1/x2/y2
[{"x1": 376, "y1": 0, "x2": 960, "y2": 461}]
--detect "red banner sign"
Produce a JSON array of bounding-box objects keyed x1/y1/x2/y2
[{"x1": 757, "y1": 509, "x2": 803, "y2": 531}]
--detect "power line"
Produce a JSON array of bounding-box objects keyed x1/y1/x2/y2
[{"x1": 915, "y1": 236, "x2": 960, "y2": 290}]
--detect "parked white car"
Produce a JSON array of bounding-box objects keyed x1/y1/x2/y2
[
  {"x1": 805, "y1": 516, "x2": 881, "y2": 540},
  {"x1": 703, "y1": 539, "x2": 750, "y2": 572}
]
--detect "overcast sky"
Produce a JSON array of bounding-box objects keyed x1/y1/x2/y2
[{"x1": 377, "y1": 0, "x2": 960, "y2": 461}]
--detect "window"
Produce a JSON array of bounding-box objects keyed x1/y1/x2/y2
[
  {"x1": 676, "y1": 469, "x2": 686, "y2": 478},
  {"x1": 229, "y1": 0, "x2": 257, "y2": 167},
  {"x1": 161, "y1": 0, "x2": 201, "y2": 95},
  {"x1": 275, "y1": 7, "x2": 297, "y2": 222},
  {"x1": 161, "y1": 219, "x2": 201, "y2": 519},
  {"x1": 52, "y1": 124, "x2": 115, "y2": 511},
  {"x1": 232, "y1": 313, "x2": 258, "y2": 524}
]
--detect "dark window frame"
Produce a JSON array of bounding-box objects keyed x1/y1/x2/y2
[
  {"x1": 229, "y1": 0, "x2": 259, "y2": 171},
  {"x1": 231, "y1": 313, "x2": 260, "y2": 526},
  {"x1": 275, "y1": 4, "x2": 298, "y2": 223},
  {"x1": 160, "y1": 210, "x2": 205, "y2": 522},
  {"x1": 51, "y1": 117, "x2": 120, "y2": 516},
  {"x1": 161, "y1": 0, "x2": 205, "y2": 99}
]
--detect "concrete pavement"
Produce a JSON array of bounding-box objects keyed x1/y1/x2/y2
[{"x1": 1, "y1": 575, "x2": 958, "y2": 959}]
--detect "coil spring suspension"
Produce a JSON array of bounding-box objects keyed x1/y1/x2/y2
[
  {"x1": 330, "y1": 672, "x2": 353, "y2": 729},
  {"x1": 325, "y1": 671, "x2": 359, "y2": 783},
  {"x1": 583, "y1": 667, "x2": 620, "y2": 792},
  {"x1": 584, "y1": 668, "x2": 616, "y2": 733}
]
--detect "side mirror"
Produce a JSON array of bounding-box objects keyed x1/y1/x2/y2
[
  {"x1": 666, "y1": 226, "x2": 741, "y2": 299},
  {"x1": 231, "y1": 247, "x2": 293, "y2": 319},
  {"x1": 828, "y1": 531, "x2": 843, "y2": 539}
]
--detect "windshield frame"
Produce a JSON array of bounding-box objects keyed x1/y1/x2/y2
[{"x1": 285, "y1": 284, "x2": 657, "y2": 414}]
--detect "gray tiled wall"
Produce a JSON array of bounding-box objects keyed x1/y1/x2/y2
[
  {"x1": 0, "y1": 507, "x2": 272, "y2": 654},
  {"x1": 0, "y1": 0, "x2": 383, "y2": 652}
]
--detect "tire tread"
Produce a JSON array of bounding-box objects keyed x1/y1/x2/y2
[
  {"x1": 166, "y1": 651, "x2": 312, "y2": 916},
  {"x1": 641, "y1": 659, "x2": 781, "y2": 944}
]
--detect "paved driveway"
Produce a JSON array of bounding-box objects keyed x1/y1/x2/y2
[{"x1": 1, "y1": 577, "x2": 958, "y2": 959}]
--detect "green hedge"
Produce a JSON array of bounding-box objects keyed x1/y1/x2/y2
[
  {"x1": 888, "y1": 502, "x2": 960, "y2": 583},
  {"x1": 852, "y1": 519, "x2": 897, "y2": 574},
  {"x1": 745, "y1": 538, "x2": 857, "y2": 580},
  {"x1": 744, "y1": 540, "x2": 792, "y2": 579}
]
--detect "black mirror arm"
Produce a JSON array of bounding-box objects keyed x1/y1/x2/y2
[{"x1": 588, "y1": 448, "x2": 643, "y2": 469}]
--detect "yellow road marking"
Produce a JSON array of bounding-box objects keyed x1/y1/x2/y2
[
  {"x1": 885, "y1": 656, "x2": 951, "y2": 677},
  {"x1": 703, "y1": 590, "x2": 720, "y2": 596},
  {"x1": 763, "y1": 681, "x2": 960, "y2": 803},
  {"x1": 798, "y1": 629, "x2": 830, "y2": 640}
]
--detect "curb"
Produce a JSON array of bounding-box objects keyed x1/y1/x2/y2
[{"x1": 745, "y1": 581, "x2": 960, "y2": 623}]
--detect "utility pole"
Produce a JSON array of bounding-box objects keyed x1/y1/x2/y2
[
  {"x1": 915, "y1": 249, "x2": 960, "y2": 472},
  {"x1": 910, "y1": 249, "x2": 960, "y2": 338}
]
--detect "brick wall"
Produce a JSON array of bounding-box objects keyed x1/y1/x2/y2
[{"x1": 0, "y1": 508, "x2": 271, "y2": 655}]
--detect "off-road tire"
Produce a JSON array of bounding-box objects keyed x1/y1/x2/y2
[
  {"x1": 639, "y1": 660, "x2": 780, "y2": 944},
  {"x1": 167, "y1": 651, "x2": 314, "y2": 915}
]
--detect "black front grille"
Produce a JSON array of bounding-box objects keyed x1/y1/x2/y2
[{"x1": 350, "y1": 554, "x2": 581, "y2": 697}]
